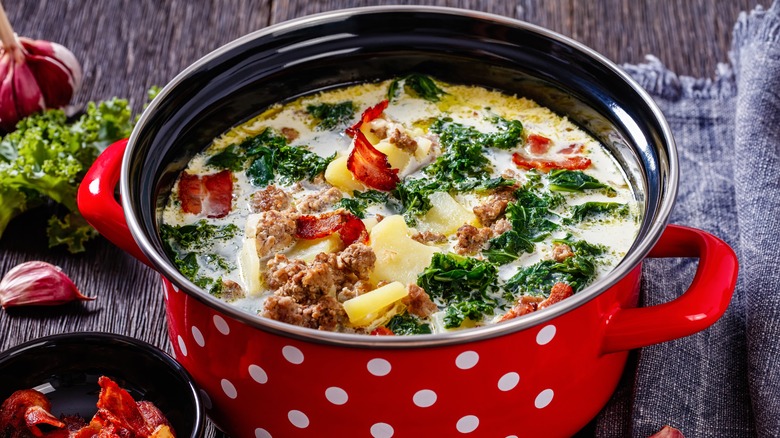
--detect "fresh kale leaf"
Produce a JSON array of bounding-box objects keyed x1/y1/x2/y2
[
  {"x1": 273, "y1": 144, "x2": 335, "y2": 185},
  {"x1": 391, "y1": 177, "x2": 442, "y2": 225},
  {"x1": 452, "y1": 176, "x2": 517, "y2": 193},
  {"x1": 0, "y1": 96, "x2": 134, "y2": 252},
  {"x1": 548, "y1": 169, "x2": 616, "y2": 195},
  {"x1": 567, "y1": 202, "x2": 629, "y2": 223},
  {"x1": 444, "y1": 300, "x2": 495, "y2": 329},
  {"x1": 206, "y1": 144, "x2": 245, "y2": 171},
  {"x1": 483, "y1": 230, "x2": 534, "y2": 264},
  {"x1": 386, "y1": 312, "x2": 433, "y2": 335},
  {"x1": 417, "y1": 253, "x2": 499, "y2": 328},
  {"x1": 426, "y1": 118, "x2": 493, "y2": 182},
  {"x1": 306, "y1": 101, "x2": 355, "y2": 131},
  {"x1": 388, "y1": 74, "x2": 447, "y2": 102}
]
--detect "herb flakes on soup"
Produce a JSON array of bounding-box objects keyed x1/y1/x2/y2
[{"x1": 160, "y1": 75, "x2": 641, "y2": 335}]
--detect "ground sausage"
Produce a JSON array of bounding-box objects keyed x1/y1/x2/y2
[
  {"x1": 296, "y1": 187, "x2": 343, "y2": 214},
  {"x1": 552, "y1": 243, "x2": 574, "y2": 262},
  {"x1": 455, "y1": 224, "x2": 493, "y2": 255},
  {"x1": 490, "y1": 218, "x2": 512, "y2": 236},
  {"x1": 389, "y1": 128, "x2": 418, "y2": 153},
  {"x1": 250, "y1": 184, "x2": 291, "y2": 212},
  {"x1": 497, "y1": 295, "x2": 544, "y2": 322},
  {"x1": 254, "y1": 210, "x2": 297, "y2": 259},
  {"x1": 411, "y1": 231, "x2": 447, "y2": 244},
  {"x1": 262, "y1": 243, "x2": 377, "y2": 331},
  {"x1": 402, "y1": 284, "x2": 438, "y2": 318},
  {"x1": 473, "y1": 186, "x2": 517, "y2": 226},
  {"x1": 281, "y1": 127, "x2": 299, "y2": 142},
  {"x1": 219, "y1": 279, "x2": 245, "y2": 302}
]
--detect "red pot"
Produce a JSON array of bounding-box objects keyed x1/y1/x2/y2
[{"x1": 77, "y1": 7, "x2": 738, "y2": 437}]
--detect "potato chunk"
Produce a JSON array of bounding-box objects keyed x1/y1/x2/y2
[
  {"x1": 286, "y1": 234, "x2": 341, "y2": 263},
  {"x1": 325, "y1": 155, "x2": 366, "y2": 193},
  {"x1": 416, "y1": 191, "x2": 477, "y2": 235},
  {"x1": 369, "y1": 215, "x2": 439, "y2": 286},
  {"x1": 343, "y1": 281, "x2": 408, "y2": 325},
  {"x1": 239, "y1": 237, "x2": 262, "y2": 295}
]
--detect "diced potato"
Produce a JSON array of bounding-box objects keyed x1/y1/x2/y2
[
  {"x1": 244, "y1": 213, "x2": 262, "y2": 239},
  {"x1": 375, "y1": 140, "x2": 412, "y2": 171},
  {"x1": 286, "y1": 234, "x2": 341, "y2": 263},
  {"x1": 325, "y1": 155, "x2": 366, "y2": 193},
  {"x1": 343, "y1": 281, "x2": 408, "y2": 325},
  {"x1": 360, "y1": 123, "x2": 381, "y2": 145},
  {"x1": 369, "y1": 215, "x2": 439, "y2": 286},
  {"x1": 416, "y1": 191, "x2": 477, "y2": 235},
  {"x1": 239, "y1": 237, "x2": 262, "y2": 295},
  {"x1": 362, "y1": 216, "x2": 379, "y2": 232},
  {"x1": 151, "y1": 425, "x2": 176, "y2": 438},
  {"x1": 414, "y1": 136, "x2": 433, "y2": 161}
]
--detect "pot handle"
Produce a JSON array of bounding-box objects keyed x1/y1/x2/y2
[
  {"x1": 77, "y1": 138, "x2": 153, "y2": 268},
  {"x1": 601, "y1": 224, "x2": 737, "y2": 354}
]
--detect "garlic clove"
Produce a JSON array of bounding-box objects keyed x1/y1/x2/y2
[
  {"x1": 24, "y1": 51, "x2": 74, "y2": 109},
  {"x1": 0, "y1": 261, "x2": 94, "y2": 309},
  {"x1": 20, "y1": 37, "x2": 82, "y2": 103},
  {"x1": 11, "y1": 60, "x2": 44, "y2": 118},
  {"x1": 0, "y1": 52, "x2": 18, "y2": 131}
]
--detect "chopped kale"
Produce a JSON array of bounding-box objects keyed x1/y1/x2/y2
[
  {"x1": 483, "y1": 230, "x2": 534, "y2": 264},
  {"x1": 208, "y1": 128, "x2": 334, "y2": 185},
  {"x1": 335, "y1": 190, "x2": 389, "y2": 218},
  {"x1": 306, "y1": 101, "x2": 355, "y2": 130},
  {"x1": 487, "y1": 117, "x2": 525, "y2": 150},
  {"x1": 159, "y1": 220, "x2": 239, "y2": 252},
  {"x1": 417, "y1": 253, "x2": 499, "y2": 328},
  {"x1": 386, "y1": 312, "x2": 433, "y2": 335},
  {"x1": 391, "y1": 177, "x2": 442, "y2": 225},
  {"x1": 426, "y1": 118, "x2": 493, "y2": 182},
  {"x1": 504, "y1": 239, "x2": 603, "y2": 298},
  {"x1": 388, "y1": 74, "x2": 447, "y2": 102},
  {"x1": 452, "y1": 176, "x2": 517, "y2": 193},
  {"x1": 548, "y1": 169, "x2": 616, "y2": 196},
  {"x1": 567, "y1": 202, "x2": 629, "y2": 223}
]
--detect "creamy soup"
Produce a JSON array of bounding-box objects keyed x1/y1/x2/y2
[{"x1": 160, "y1": 75, "x2": 640, "y2": 335}]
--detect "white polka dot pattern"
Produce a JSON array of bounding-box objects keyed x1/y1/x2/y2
[
  {"x1": 213, "y1": 315, "x2": 230, "y2": 335},
  {"x1": 367, "y1": 358, "x2": 392, "y2": 376},
  {"x1": 248, "y1": 364, "x2": 268, "y2": 384},
  {"x1": 535, "y1": 389, "x2": 554, "y2": 408},
  {"x1": 177, "y1": 335, "x2": 187, "y2": 357},
  {"x1": 288, "y1": 410, "x2": 309, "y2": 428},
  {"x1": 282, "y1": 345, "x2": 304, "y2": 364},
  {"x1": 221, "y1": 379, "x2": 237, "y2": 399},
  {"x1": 255, "y1": 428, "x2": 272, "y2": 438},
  {"x1": 497, "y1": 372, "x2": 520, "y2": 391},
  {"x1": 536, "y1": 325, "x2": 557, "y2": 345},
  {"x1": 412, "y1": 389, "x2": 437, "y2": 408},
  {"x1": 325, "y1": 387, "x2": 348, "y2": 405},
  {"x1": 456, "y1": 415, "x2": 479, "y2": 433},
  {"x1": 370, "y1": 422, "x2": 394, "y2": 438},
  {"x1": 191, "y1": 326, "x2": 205, "y2": 347},
  {"x1": 455, "y1": 351, "x2": 479, "y2": 369}
]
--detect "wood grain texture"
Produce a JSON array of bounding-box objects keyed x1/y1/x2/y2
[{"x1": 0, "y1": 1, "x2": 761, "y2": 436}]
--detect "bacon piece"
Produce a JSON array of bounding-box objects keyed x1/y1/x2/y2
[
  {"x1": 347, "y1": 130, "x2": 400, "y2": 191},
  {"x1": 178, "y1": 170, "x2": 233, "y2": 218},
  {"x1": 512, "y1": 152, "x2": 591, "y2": 172},
  {"x1": 347, "y1": 100, "x2": 389, "y2": 136},
  {"x1": 526, "y1": 134, "x2": 552, "y2": 154},
  {"x1": 94, "y1": 376, "x2": 154, "y2": 437},
  {"x1": 25, "y1": 405, "x2": 66, "y2": 432},
  {"x1": 370, "y1": 327, "x2": 395, "y2": 336},
  {"x1": 0, "y1": 389, "x2": 65, "y2": 436},
  {"x1": 538, "y1": 282, "x2": 574, "y2": 310},
  {"x1": 557, "y1": 143, "x2": 584, "y2": 155},
  {"x1": 296, "y1": 211, "x2": 368, "y2": 246}
]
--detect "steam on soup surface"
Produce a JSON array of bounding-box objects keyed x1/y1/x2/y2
[{"x1": 160, "y1": 75, "x2": 640, "y2": 335}]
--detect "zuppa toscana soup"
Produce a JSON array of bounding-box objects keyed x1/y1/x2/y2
[{"x1": 160, "y1": 75, "x2": 641, "y2": 335}]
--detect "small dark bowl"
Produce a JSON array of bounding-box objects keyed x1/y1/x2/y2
[{"x1": 0, "y1": 332, "x2": 204, "y2": 437}]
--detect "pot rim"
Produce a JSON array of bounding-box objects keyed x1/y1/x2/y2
[{"x1": 122, "y1": 5, "x2": 678, "y2": 349}]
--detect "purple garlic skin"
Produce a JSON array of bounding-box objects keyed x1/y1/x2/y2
[
  {"x1": 0, "y1": 261, "x2": 94, "y2": 308},
  {"x1": 0, "y1": 37, "x2": 82, "y2": 132}
]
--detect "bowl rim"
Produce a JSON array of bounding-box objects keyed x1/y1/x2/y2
[
  {"x1": 123, "y1": 5, "x2": 678, "y2": 348},
  {"x1": 0, "y1": 331, "x2": 205, "y2": 438}
]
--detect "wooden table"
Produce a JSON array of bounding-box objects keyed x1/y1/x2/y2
[{"x1": 0, "y1": 1, "x2": 760, "y2": 436}]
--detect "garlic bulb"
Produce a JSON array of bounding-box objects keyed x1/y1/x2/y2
[
  {"x1": 0, "y1": 1, "x2": 82, "y2": 132},
  {"x1": 0, "y1": 261, "x2": 94, "y2": 308}
]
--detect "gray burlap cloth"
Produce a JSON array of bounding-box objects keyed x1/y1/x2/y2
[{"x1": 585, "y1": 2, "x2": 780, "y2": 437}]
